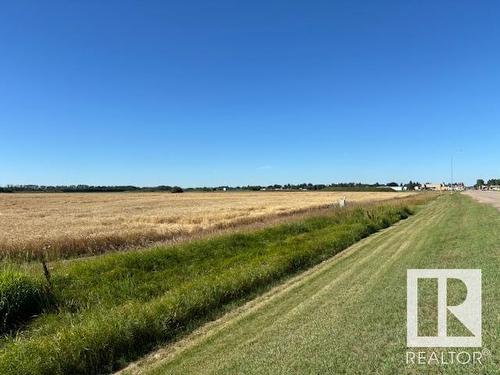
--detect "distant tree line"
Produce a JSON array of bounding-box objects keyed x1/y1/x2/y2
[
  {"x1": 475, "y1": 178, "x2": 500, "y2": 187},
  {"x1": 0, "y1": 184, "x2": 183, "y2": 193},
  {"x1": 0, "y1": 182, "x2": 410, "y2": 193},
  {"x1": 486, "y1": 178, "x2": 500, "y2": 185},
  {"x1": 405, "y1": 181, "x2": 421, "y2": 191}
]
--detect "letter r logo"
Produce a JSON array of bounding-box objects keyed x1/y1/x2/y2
[{"x1": 407, "y1": 269, "x2": 481, "y2": 347}]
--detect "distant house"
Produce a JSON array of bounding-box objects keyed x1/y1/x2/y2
[
  {"x1": 422, "y1": 183, "x2": 464, "y2": 191},
  {"x1": 449, "y1": 183, "x2": 465, "y2": 191},
  {"x1": 422, "y1": 183, "x2": 446, "y2": 191}
]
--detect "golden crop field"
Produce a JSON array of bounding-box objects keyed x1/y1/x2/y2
[{"x1": 0, "y1": 191, "x2": 412, "y2": 260}]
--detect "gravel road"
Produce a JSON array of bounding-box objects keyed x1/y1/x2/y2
[{"x1": 464, "y1": 190, "x2": 500, "y2": 210}]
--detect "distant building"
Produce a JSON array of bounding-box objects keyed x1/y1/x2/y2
[
  {"x1": 421, "y1": 182, "x2": 465, "y2": 191},
  {"x1": 449, "y1": 183, "x2": 465, "y2": 191},
  {"x1": 422, "y1": 183, "x2": 446, "y2": 191},
  {"x1": 378, "y1": 185, "x2": 407, "y2": 191}
]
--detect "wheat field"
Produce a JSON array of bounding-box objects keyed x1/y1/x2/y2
[{"x1": 0, "y1": 191, "x2": 412, "y2": 260}]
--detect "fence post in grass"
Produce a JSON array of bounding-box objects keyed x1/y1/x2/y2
[
  {"x1": 41, "y1": 259, "x2": 53, "y2": 291},
  {"x1": 40, "y1": 250, "x2": 59, "y2": 310}
]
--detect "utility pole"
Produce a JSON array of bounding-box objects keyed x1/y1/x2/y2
[
  {"x1": 451, "y1": 154, "x2": 454, "y2": 192},
  {"x1": 450, "y1": 149, "x2": 463, "y2": 193}
]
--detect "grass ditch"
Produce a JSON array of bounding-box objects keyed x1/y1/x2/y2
[
  {"x1": 0, "y1": 194, "x2": 435, "y2": 374},
  {"x1": 141, "y1": 193, "x2": 500, "y2": 375}
]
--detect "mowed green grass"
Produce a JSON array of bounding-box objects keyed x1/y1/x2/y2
[
  {"x1": 138, "y1": 194, "x2": 500, "y2": 375},
  {"x1": 0, "y1": 196, "x2": 426, "y2": 375}
]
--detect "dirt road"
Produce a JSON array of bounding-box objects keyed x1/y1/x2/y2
[{"x1": 464, "y1": 190, "x2": 500, "y2": 210}]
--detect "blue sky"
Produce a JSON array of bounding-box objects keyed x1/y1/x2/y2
[{"x1": 1, "y1": 1, "x2": 499, "y2": 186}]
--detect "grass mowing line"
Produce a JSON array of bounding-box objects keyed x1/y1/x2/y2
[
  {"x1": 138, "y1": 200, "x2": 406, "y2": 374},
  {"x1": 289, "y1": 200, "x2": 443, "y2": 309},
  {"x1": 332, "y1": 200, "x2": 448, "y2": 329},
  {"x1": 119, "y1": 198, "x2": 443, "y2": 374},
  {"x1": 244, "y1": 202, "x2": 442, "y2": 324},
  {"x1": 131, "y1": 211, "x2": 439, "y2": 374},
  {"x1": 143, "y1": 194, "x2": 499, "y2": 375},
  {"x1": 228, "y1": 201, "x2": 448, "y2": 348},
  {"x1": 360, "y1": 200, "x2": 448, "y2": 288}
]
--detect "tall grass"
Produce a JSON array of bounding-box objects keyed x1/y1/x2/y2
[
  {"x1": 0, "y1": 195, "x2": 434, "y2": 374},
  {"x1": 0, "y1": 267, "x2": 50, "y2": 335}
]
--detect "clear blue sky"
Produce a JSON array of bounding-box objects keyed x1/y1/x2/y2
[{"x1": 1, "y1": 1, "x2": 499, "y2": 187}]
